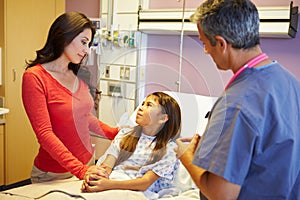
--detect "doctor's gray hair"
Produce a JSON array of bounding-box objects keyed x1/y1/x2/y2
[{"x1": 190, "y1": 0, "x2": 260, "y2": 49}]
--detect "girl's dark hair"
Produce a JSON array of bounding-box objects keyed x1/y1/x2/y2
[
  {"x1": 25, "y1": 12, "x2": 96, "y2": 75},
  {"x1": 115, "y1": 92, "x2": 182, "y2": 166}
]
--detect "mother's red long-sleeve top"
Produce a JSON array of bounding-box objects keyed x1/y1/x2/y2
[{"x1": 22, "y1": 64, "x2": 118, "y2": 179}]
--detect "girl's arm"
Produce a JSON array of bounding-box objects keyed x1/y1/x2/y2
[
  {"x1": 84, "y1": 170, "x2": 160, "y2": 192},
  {"x1": 99, "y1": 154, "x2": 116, "y2": 174},
  {"x1": 84, "y1": 138, "x2": 120, "y2": 185},
  {"x1": 86, "y1": 154, "x2": 116, "y2": 182}
]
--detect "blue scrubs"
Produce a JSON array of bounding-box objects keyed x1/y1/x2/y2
[{"x1": 193, "y1": 62, "x2": 300, "y2": 199}]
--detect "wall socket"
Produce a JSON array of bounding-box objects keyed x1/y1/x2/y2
[
  {"x1": 120, "y1": 66, "x2": 130, "y2": 80},
  {"x1": 105, "y1": 65, "x2": 110, "y2": 78}
]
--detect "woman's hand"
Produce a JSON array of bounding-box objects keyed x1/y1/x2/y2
[
  {"x1": 84, "y1": 165, "x2": 109, "y2": 182},
  {"x1": 81, "y1": 165, "x2": 111, "y2": 192}
]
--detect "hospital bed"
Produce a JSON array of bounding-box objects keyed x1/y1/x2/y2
[{"x1": 0, "y1": 91, "x2": 217, "y2": 200}]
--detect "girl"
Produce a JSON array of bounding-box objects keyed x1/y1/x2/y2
[{"x1": 82, "y1": 92, "x2": 181, "y2": 197}]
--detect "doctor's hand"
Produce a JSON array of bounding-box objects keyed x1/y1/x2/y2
[{"x1": 174, "y1": 134, "x2": 201, "y2": 160}]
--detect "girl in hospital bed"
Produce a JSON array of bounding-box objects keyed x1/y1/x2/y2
[{"x1": 81, "y1": 92, "x2": 181, "y2": 198}]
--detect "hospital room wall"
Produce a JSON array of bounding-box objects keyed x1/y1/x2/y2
[
  {"x1": 149, "y1": 0, "x2": 300, "y2": 8},
  {"x1": 66, "y1": 0, "x2": 300, "y2": 98},
  {"x1": 145, "y1": 24, "x2": 300, "y2": 97},
  {"x1": 65, "y1": 0, "x2": 100, "y2": 18},
  {"x1": 145, "y1": 0, "x2": 300, "y2": 97}
]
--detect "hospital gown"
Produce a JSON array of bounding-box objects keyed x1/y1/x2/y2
[{"x1": 97, "y1": 129, "x2": 179, "y2": 196}]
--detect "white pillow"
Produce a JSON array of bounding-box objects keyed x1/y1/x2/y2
[
  {"x1": 161, "y1": 91, "x2": 217, "y2": 137},
  {"x1": 162, "y1": 92, "x2": 217, "y2": 192}
]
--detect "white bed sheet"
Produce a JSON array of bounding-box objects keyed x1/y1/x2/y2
[{"x1": 0, "y1": 177, "x2": 199, "y2": 200}]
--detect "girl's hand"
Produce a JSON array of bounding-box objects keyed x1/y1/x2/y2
[{"x1": 81, "y1": 176, "x2": 110, "y2": 192}]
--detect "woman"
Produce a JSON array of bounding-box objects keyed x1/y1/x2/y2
[{"x1": 22, "y1": 12, "x2": 119, "y2": 183}]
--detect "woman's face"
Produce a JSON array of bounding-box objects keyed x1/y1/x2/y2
[
  {"x1": 135, "y1": 95, "x2": 165, "y2": 128},
  {"x1": 64, "y1": 28, "x2": 92, "y2": 64}
]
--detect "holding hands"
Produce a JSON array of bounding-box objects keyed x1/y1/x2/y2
[{"x1": 81, "y1": 165, "x2": 111, "y2": 192}]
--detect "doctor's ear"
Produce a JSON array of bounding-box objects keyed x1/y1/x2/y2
[{"x1": 215, "y1": 36, "x2": 227, "y2": 51}]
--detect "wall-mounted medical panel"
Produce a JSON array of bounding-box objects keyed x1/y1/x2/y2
[
  {"x1": 115, "y1": 0, "x2": 140, "y2": 13},
  {"x1": 105, "y1": 65, "x2": 120, "y2": 80},
  {"x1": 101, "y1": 0, "x2": 140, "y2": 13},
  {"x1": 101, "y1": 0, "x2": 139, "y2": 31},
  {"x1": 258, "y1": 5, "x2": 298, "y2": 38},
  {"x1": 99, "y1": 80, "x2": 136, "y2": 100},
  {"x1": 115, "y1": 15, "x2": 138, "y2": 31},
  {"x1": 99, "y1": 0, "x2": 142, "y2": 127},
  {"x1": 138, "y1": 2, "x2": 299, "y2": 38},
  {"x1": 101, "y1": 0, "x2": 108, "y2": 13},
  {"x1": 124, "y1": 83, "x2": 136, "y2": 99},
  {"x1": 99, "y1": 48, "x2": 138, "y2": 66},
  {"x1": 121, "y1": 66, "x2": 137, "y2": 82},
  {"x1": 100, "y1": 64, "x2": 137, "y2": 82}
]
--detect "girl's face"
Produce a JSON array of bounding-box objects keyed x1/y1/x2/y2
[
  {"x1": 136, "y1": 95, "x2": 168, "y2": 134},
  {"x1": 64, "y1": 28, "x2": 92, "y2": 64}
]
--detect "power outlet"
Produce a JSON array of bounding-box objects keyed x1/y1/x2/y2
[{"x1": 105, "y1": 65, "x2": 110, "y2": 78}]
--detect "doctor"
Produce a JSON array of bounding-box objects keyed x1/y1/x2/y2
[{"x1": 175, "y1": 0, "x2": 300, "y2": 199}]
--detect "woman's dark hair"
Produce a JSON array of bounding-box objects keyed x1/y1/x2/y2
[
  {"x1": 25, "y1": 12, "x2": 96, "y2": 75},
  {"x1": 115, "y1": 92, "x2": 182, "y2": 166}
]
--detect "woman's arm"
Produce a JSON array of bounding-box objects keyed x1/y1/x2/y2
[
  {"x1": 83, "y1": 170, "x2": 160, "y2": 192},
  {"x1": 88, "y1": 114, "x2": 119, "y2": 139}
]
